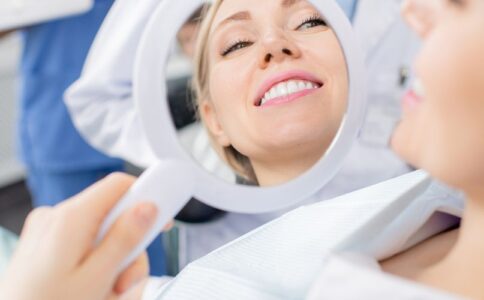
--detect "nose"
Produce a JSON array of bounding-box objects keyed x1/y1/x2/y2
[
  {"x1": 401, "y1": 0, "x2": 439, "y2": 38},
  {"x1": 258, "y1": 30, "x2": 302, "y2": 69}
]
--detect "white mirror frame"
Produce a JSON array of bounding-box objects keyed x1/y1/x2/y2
[{"x1": 134, "y1": 0, "x2": 367, "y2": 213}]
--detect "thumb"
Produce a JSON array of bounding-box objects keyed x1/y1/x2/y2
[{"x1": 81, "y1": 202, "x2": 158, "y2": 288}]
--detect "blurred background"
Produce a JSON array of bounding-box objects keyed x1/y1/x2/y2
[{"x1": 0, "y1": 34, "x2": 31, "y2": 235}]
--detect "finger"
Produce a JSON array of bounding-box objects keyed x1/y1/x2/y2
[
  {"x1": 20, "y1": 207, "x2": 54, "y2": 239},
  {"x1": 8, "y1": 207, "x2": 54, "y2": 266},
  {"x1": 66, "y1": 173, "x2": 137, "y2": 229},
  {"x1": 81, "y1": 202, "x2": 158, "y2": 286},
  {"x1": 38, "y1": 174, "x2": 136, "y2": 264},
  {"x1": 56, "y1": 173, "x2": 137, "y2": 249},
  {"x1": 114, "y1": 252, "x2": 149, "y2": 294},
  {"x1": 117, "y1": 278, "x2": 150, "y2": 300}
]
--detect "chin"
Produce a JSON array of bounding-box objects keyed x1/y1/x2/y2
[{"x1": 390, "y1": 122, "x2": 422, "y2": 170}]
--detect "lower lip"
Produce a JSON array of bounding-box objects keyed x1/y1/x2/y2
[
  {"x1": 259, "y1": 87, "x2": 321, "y2": 108},
  {"x1": 402, "y1": 90, "x2": 422, "y2": 112}
]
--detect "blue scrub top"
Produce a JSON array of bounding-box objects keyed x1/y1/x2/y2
[{"x1": 19, "y1": 0, "x2": 122, "y2": 172}]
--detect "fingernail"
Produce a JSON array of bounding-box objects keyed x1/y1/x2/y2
[{"x1": 135, "y1": 203, "x2": 158, "y2": 228}]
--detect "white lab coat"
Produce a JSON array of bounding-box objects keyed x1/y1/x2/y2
[{"x1": 65, "y1": 0, "x2": 421, "y2": 269}]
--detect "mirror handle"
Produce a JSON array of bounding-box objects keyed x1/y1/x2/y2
[{"x1": 97, "y1": 159, "x2": 194, "y2": 271}]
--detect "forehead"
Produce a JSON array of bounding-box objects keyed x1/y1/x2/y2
[{"x1": 211, "y1": 0, "x2": 313, "y2": 32}]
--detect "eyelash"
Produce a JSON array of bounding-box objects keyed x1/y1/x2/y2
[
  {"x1": 221, "y1": 39, "x2": 253, "y2": 57},
  {"x1": 221, "y1": 15, "x2": 327, "y2": 57},
  {"x1": 296, "y1": 15, "x2": 327, "y2": 30},
  {"x1": 448, "y1": 0, "x2": 465, "y2": 6}
]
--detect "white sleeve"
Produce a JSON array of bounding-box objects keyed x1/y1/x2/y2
[
  {"x1": 64, "y1": 0, "x2": 160, "y2": 168},
  {"x1": 142, "y1": 276, "x2": 173, "y2": 300}
]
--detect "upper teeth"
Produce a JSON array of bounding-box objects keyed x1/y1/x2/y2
[
  {"x1": 413, "y1": 78, "x2": 425, "y2": 98},
  {"x1": 259, "y1": 80, "x2": 319, "y2": 106}
]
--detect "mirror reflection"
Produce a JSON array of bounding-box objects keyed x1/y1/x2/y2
[{"x1": 166, "y1": 0, "x2": 348, "y2": 186}]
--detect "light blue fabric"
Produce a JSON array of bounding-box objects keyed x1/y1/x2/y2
[
  {"x1": 336, "y1": 0, "x2": 358, "y2": 20},
  {"x1": 0, "y1": 228, "x2": 18, "y2": 276}
]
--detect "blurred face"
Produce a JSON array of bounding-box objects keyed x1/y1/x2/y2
[
  {"x1": 200, "y1": 0, "x2": 348, "y2": 180},
  {"x1": 393, "y1": 0, "x2": 484, "y2": 193},
  {"x1": 178, "y1": 22, "x2": 200, "y2": 59}
]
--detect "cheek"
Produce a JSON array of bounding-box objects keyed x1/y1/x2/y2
[
  {"x1": 209, "y1": 60, "x2": 253, "y2": 138},
  {"x1": 301, "y1": 34, "x2": 348, "y2": 105},
  {"x1": 393, "y1": 22, "x2": 484, "y2": 187}
]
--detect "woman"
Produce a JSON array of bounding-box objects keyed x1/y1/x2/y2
[
  {"x1": 193, "y1": 0, "x2": 349, "y2": 186},
  {"x1": 150, "y1": 0, "x2": 484, "y2": 299},
  {"x1": 381, "y1": 0, "x2": 484, "y2": 296},
  {"x1": 2, "y1": 0, "x2": 482, "y2": 298}
]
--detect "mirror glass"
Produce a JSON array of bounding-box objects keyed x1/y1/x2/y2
[{"x1": 165, "y1": 0, "x2": 349, "y2": 187}]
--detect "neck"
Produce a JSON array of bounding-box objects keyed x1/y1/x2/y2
[
  {"x1": 420, "y1": 189, "x2": 484, "y2": 298},
  {"x1": 251, "y1": 153, "x2": 321, "y2": 186},
  {"x1": 445, "y1": 190, "x2": 484, "y2": 266}
]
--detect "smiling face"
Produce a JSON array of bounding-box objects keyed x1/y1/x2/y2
[
  {"x1": 194, "y1": 0, "x2": 348, "y2": 186},
  {"x1": 392, "y1": 0, "x2": 484, "y2": 194}
]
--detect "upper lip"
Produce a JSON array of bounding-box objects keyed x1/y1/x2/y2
[{"x1": 254, "y1": 70, "x2": 324, "y2": 106}]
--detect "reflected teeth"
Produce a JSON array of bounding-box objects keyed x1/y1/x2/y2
[
  {"x1": 260, "y1": 80, "x2": 320, "y2": 106},
  {"x1": 413, "y1": 78, "x2": 425, "y2": 98}
]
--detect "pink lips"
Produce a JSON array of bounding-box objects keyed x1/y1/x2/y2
[
  {"x1": 254, "y1": 70, "x2": 323, "y2": 107},
  {"x1": 402, "y1": 89, "x2": 423, "y2": 112}
]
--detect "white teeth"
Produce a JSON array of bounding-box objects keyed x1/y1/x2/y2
[
  {"x1": 413, "y1": 78, "x2": 425, "y2": 98},
  {"x1": 287, "y1": 81, "x2": 298, "y2": 94},
  {"x1": 277, "y1": 84, "x2": 288, "y2": 97},
  {"x1": 269, "y1": 88, "x2": 277, "y2": 99},
  {"x1": 259, "y1": 80, "x2": 320, "y2": 106}
]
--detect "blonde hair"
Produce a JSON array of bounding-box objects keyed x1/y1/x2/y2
[{"x1": 192, "y1": 0, "x2": 258, "y2": 184}]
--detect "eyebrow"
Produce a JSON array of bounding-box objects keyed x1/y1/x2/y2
[
  {"x1": 219, "y1": 11, "x2": 251, "y2": 28},
  {"x1": 282, "y1": 0, "x2": 303, "y2": 8},
  {"x1": 214, "y1": 0, "x2": 303, "y2": 33}
]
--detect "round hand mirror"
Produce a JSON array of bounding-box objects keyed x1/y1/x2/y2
[{"x1": 99, "y1": 0, "x2": 366, "y2": 270}]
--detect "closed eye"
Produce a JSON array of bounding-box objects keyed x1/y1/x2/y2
[
  {"x1": 296, "y1": 15, "x2": 327, "y2": 30},
  {"x1": 221, "y1": 40, "x2": 254, "y2": 56}
]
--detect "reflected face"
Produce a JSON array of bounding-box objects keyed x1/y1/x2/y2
[
  {"x1": 393, "y1": 0, "x2": 484, "y2": 191},
  {"x1": 200, "y1": 0, "x2": 348, "y2": 185}
]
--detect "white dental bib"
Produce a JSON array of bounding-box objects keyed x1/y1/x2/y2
[{"x1": 149, "y1": 171, "x2": 463, "y2": 299}]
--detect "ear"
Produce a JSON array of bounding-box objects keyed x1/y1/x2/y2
[{"x1": 200, "y1": 100, "x2": 231, "y2": 147}]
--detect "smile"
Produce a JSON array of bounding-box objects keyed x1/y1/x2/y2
[
  {"x1": 402, "y1": 78, "x2": 425, "y2": 111},
  {"x1": 255, "y1": 70, "x2": 324, "y2": 107}
]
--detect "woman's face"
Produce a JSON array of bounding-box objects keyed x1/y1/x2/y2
[
  {"x1": 393, "y1": 0, "x2": 484, "y2": 192},
  {"x1": 201, "y1": 0, "x2": 348, "y2": 180}
]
